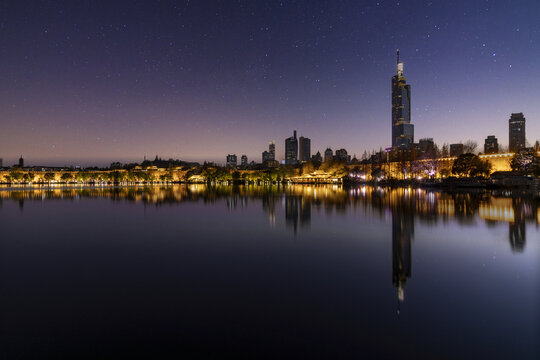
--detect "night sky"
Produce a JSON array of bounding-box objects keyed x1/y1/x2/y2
[{"x1": 1, "y1": 0, "x2": 539, "y2": 166}]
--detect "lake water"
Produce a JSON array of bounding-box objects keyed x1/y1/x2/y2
[{"x1": 1, "y1": 185, "x2": 538, "y2": 359}]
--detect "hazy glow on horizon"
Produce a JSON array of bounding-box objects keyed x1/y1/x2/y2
[{"x1": 1, "y1": 1, "x2": 539, "y2": 166}]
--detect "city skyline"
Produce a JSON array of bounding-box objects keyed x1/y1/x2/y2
[{"x1": 1, "y1": 1, "x2": 539, "y2": 166}]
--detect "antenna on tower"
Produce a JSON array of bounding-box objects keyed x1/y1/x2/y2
[{"x1": 396, "y1": 49, "x2": 403, "y2": 76}]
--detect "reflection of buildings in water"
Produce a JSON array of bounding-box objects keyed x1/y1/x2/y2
[
  {"x1": 509, "y1": 198, "x2": 526, "y2": 252},
  {"x1": 285, "y1": 196, "x2": 311, "y2": 234},
  {"x1": 478, "y1": 197, "x2": 530, "y2": 252},
  {"x1": 262, "y1": 196, "x2": 276, "y2": 228},
  {"x1": 2, "y1": 185, "x2": 538, "y2": 235},
  {"x1": 392, "y1": 211, "x2": 413, "y2": 315}
]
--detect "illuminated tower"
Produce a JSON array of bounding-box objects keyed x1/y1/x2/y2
[{"x1": 391, "y1": 50, "x2": 413, "y2": 148}]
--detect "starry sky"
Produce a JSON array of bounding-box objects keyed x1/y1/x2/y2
[{"x1": 1, "y1": 0, "x2": 539, "y2": 166}]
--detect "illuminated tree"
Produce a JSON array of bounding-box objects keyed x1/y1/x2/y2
[
  {"x1": 61, "y1": 173, "x2": 73, "y2": 183},
  {"x1": 43, "y1": 172, "x2": 55, "y2": 183},
  {"x1": 510, "y1": 148, "x2": 540, "y2": 176},
  {"x1": 9, "y1": 170, "x2": 23, "y2": 183},
  {"x1": 76, "y1": 171, "x2": 90, "y2": 183},
  {"x1": 23, "y1": 172, "x2": 34, "y2": 183}
]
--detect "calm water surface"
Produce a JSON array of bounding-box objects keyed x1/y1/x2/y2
[{"x1": 1, "y1": 185, "x2": 538, "y2": 359}]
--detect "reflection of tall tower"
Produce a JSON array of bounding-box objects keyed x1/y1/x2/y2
[
  {"x1": 392, "y1": 211, "x2": 413, "y2": 314},
  {"x1": 509, "y1": 198, "x2": 526, "y2": 251},
  {"x1": 391, "y1": 50, "x2": 413, "y2": 148}
]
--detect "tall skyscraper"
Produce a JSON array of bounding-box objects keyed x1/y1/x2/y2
[
  {"x1": 298, "y1": 136, "x2": 311, "y2": 162},
  {"x1": 391, "y1": 50, "x2": 413, "y2": 148},
  {"x1": 240, "y1": 155, "x2": 248, "y2": 167},
  {"x1": 484, "y1": 135, "x2": 499, "y2": 154},
  {"x1": 285, "y1": 130, "x2": 298, "y2": 165},
  {"x1": 509, "y1": 113, "x2": 526, "y2": 152}
]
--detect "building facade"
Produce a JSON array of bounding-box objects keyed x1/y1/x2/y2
[
  {"x1": 391, "y1": 50, "x2": 413, "y2": 148},
  {"x1": 324, "y1": 148, "x2": 333, "y2": 162},
  {"x1": 484, "y1": 135, "x2": 499, "y2": 154},
  {"x1": 226, "y1": 154, "x2": 237, "y2": 167},
  {"x1": 240, "y1": 155, "x2": 248, "y2": 167},
  {"x1": 298, "y1": 136, "x2": 311, "y2": 162},
  {"x1": 509, "y1": 113, "x2": 526, "y2": 152},
  {"x1": 285, "y1": 131, "x2": 298, "y2": 165},
  {"x1": 262, "y1": 141, "x2": 275, "y2": 162},
  {"x1": 450, "y1": 143, "x2": 464, "y2": 157},
  {"x1": 311, "y1": 151, "x2": 322, "y2": 164},
  {"x1": 334, "y1": 148, "x2": 350, "y2": 163},
  {"x1": 418, "y1": 138, "x2": 434, "y2": 157}
]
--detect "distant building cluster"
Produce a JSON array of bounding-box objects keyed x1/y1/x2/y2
[
  {"x1": 2, "y1": 53, "x2": 537, "y2": 174},
  {"x1": 385, "y1": 51, "x2": 532, "y2": 164},
  {"x1": 222, "y1": 127, "x2": 356, "y2": 170}
]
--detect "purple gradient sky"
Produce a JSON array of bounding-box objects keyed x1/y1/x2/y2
[{"x1": 1, "y1": 0, "x2": 539, "y2": 166}]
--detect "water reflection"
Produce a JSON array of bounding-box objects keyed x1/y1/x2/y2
[
  {"x1": 1, "y1": 185, "x2": 538, "y2": 242},
  {"x1": 1, "y1": 184, "x2": 538, "y2": 358},
  {"x1": 392, "y1": 210, "x2": 413, "y2": 315}
]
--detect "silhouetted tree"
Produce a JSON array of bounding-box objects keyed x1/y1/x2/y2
[{"x1": 452, "y1": 153, "x2": 491, "y2": 177}]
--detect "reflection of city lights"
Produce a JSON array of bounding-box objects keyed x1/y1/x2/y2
[{"x1": 479, "y1": 202, "x2": 515, "y2": 223}]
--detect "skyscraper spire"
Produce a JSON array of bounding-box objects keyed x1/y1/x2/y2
[{"x1": 396, "y1": 49, "x2": 403, "y2": 77}]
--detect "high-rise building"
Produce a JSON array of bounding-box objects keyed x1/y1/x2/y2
[
  {"x1": 226, "y1": 154, "x2": 237, "y2": 167},
  {"x1": 509, "y1": 113, "x2": 526, "y2": 152},
  {"x1": 262, "y1": 141, "x2": 278, "y2": 167},
  {"x1": 269, "y1": 141, "x2": 275, "y2": 159},
  {"x1": 450, "y1": 143, "x2": 464, "y2": 157},
  {"x1": 285, "y1": 131, "x2": 298, "y2": 165},
  {"x1": 240, "y1": 155, "x2": 248, "y2": 167},
  {"x1": 298, "y1": 136, "x2": 311, "y2": 162},
  {"x1": 262, "y1": 141, "x2": 275, "y2": 162},
  {"x1": 0, "y1": 158, "x2": 3, "y2": 168},
  {"x1": 18, "y1": 156, "x2": 24, "y2": 168},
  {"x1": 334, "y1": 148, "x2": 350, "y2": 163},
  {"x1": 324, "y1": 148, "x2": 333, "y2": 162},
  {"x1": 391, "y1": 50, "x2": 413, "y2": 148},
  {"x1": 484, "y1": 135, "x2": 499, "y2": 154}
]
